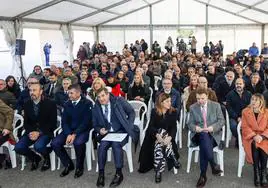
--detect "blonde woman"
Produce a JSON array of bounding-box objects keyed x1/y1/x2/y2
[
  {"x1": 88, "y1": 78, "x2": 106, "y2": 101},
  {"x1": 127, "y1": 73, "x2": 150, "y2": 104},
  {"x1": 242, "y1": 94, "x2": 268, "y2": 187},
  {"x1": 182, "y1": 74, "x2": 199, "y2": 110}
]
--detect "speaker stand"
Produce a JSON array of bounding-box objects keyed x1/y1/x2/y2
[{"x1": 17, "y1": 55, "x2": 27, "y2": 88}]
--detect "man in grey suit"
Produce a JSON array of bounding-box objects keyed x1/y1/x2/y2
[{"x1": 188, "y1": 88, "x2": 225, "y2": 188}]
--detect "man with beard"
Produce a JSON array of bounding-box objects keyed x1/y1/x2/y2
[
  {"x1": 14, "y1": 83, "x2": 57, "y2": 171},
  {"x1": 226, "y1": 78, "x2": 251, "y2": 147}
]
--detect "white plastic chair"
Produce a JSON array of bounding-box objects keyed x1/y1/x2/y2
[
  {"x1": 146, "y1": 87, "x2": 154, "y2": 120},
  {"x1": 96, "y1": 136, "x2": 134, "y2": 173},
  {"x1": 182, "y1": 99, "x2": 189, "y2": 129},
  {"x1": 154, "y1": 76, "x2": 162, "y2": 91},
  {"x1": 225, "y1": 110, "x2": 232, "y2": 148},
  {"x1": 0, "y1": 114, "x2": 24, "y2": 168},
  {"x1": 128, "y1": 100, "x2": 147, "y2": 146},
  {"x1": 175, "y1": 109, "x2": 183, "y2": 149},
  {"x1": 237, "y1": 122, "x2": 245, "y2": 177},
  {"x1": 186, "y1": 126, "x2": 225, "y2": 176},
  {"x1": 13, "y1": 116, "x2": 61, "y2": 171},
  {"x1": 56, "y1": 128, "x2": 95, "y2": 171}
]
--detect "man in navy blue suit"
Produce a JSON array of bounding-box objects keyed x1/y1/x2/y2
[
  {"x1": 93, "y1": 87, "x2": 138, "y2": 187},
  {"x1": 51, "y1": 84, "x2": 93, "y2": 178}
]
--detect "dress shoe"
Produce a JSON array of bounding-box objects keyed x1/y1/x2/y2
[
  {"x1": 40, "y1": 157, "x2": 51, "y2": 172},
  {"x1": 109, "y1": 173, "x2": 123, "y2": 187},
  {"x1": 60, "y1": 163, "x2": 74, "y2": 177},
  {"x1": 74, "y1": 168, "x2": 84, "y2": 178},
  {"x1": 196, "y1": 175, "x2": 207, "y2": 188},
  {"x1": 96, "y1": 173, "x2": 105, "y2": 187},
  {"x1": 212, "y1": 165, "x2": 223, "y2": 176},
  {"x1": 155, "y1": 171, "x2": 162, "y2": 183},
  {"x1": 30, "y1": 155, "x2": 41, "y2": 171}
]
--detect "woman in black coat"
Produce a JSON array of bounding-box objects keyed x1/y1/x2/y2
[
  {"x1": 5, "y1": 75, "x2": 21, "y2": 99},
  {"x1": 138, "y1": 93, "x2": 181, "y2": 183},
  {"x1": 127, "y1": 73, "x2": 150, "y2": 104}
]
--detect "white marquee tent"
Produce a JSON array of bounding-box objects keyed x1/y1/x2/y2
[{"x1": 0, "y1": 0, "x2": 268, "y2": 79}]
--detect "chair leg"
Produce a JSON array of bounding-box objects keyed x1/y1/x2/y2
[
  {"x1": 21, "y1": 156, "x2": 26, "y2": 171},
  {"x1": 8, "y1": 144, "x2": 17, "y2": 168},
  {"x1": 187, "y1": 149, "x2": 193, "y2": 173},
  {"x1": 50, "y1": 151, "x2": 56, "y2": 171},
  {"x1": 107, "y1": 149, "x2": 112, "y2": 162},
  {"x1": 238, "y1": 151, "x2": 245, "y2": 177},
  {"x1": 125, "y1": 145, "x2": 133, "y2": 173},
  {"x1": 0, "y1": 147, "x2": 3, "y2": 153},
  {"x1": 86, "y1": 143, "x2": 92, "y2": 171},
  {"x1": 219, "y1": 151, "x2": 224, "y2": 176},
  {"x1": 174, "y1": 167, "x2": 178, "y2": 174},
  {"x1": 91, "y1": 142, "x2": 95, "y2": 161},
  {"x1": 57, "y1": 157, "x2": 61, "y2": 170},
  {"x1": 71, "y1": 147, "x2": 76, "y2": 160},
  {"x1": 194, "y1": 151, "x2": 199, "y2": 163}
]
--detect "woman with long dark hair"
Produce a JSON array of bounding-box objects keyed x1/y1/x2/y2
[
  {"x1": 5, "y1": 75, "x2": 21, "y2": 99},
  {"x1": 138, "y1": 93, "x2": 181, "y2": 183}
]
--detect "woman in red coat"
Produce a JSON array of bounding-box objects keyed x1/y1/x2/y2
[{"x1": 242, "y1": 93, "x2": 268, "y2": 187}]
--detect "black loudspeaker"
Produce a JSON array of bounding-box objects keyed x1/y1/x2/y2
[{"x1": 15, "y1": 39, "x2": 26, "y2": 55}]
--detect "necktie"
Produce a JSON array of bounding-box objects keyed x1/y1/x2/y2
[
  {"x1": 104, "y1": 104, "x2": 109, "y2": 121},
  {"x1": 49, "y1": 84, "x2": 54, "y2": 96},
  {"x1": 73, "y1": 102, "x2": 77, "y2": 107},
  {"x1": 201, "y1": 106, "x2": 207, "y2": 128}
]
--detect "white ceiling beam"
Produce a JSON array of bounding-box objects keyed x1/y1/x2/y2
[
  {"x1": 225, "y1": 0, "x2": 268, "y2": 15},
  {"x1": 236, "y1": 0, "x2": 268, "y2": 14},
  {"x1": 97, "y1": 0, "x2": 166, "y2": 26},
  {"x1": 68, "y1": 0, "x2": 131, "y2": 23},
  {"x1": 66, "y1": 0, "x2": 121, "y2": 15},
  {"x1": 13, "y1": 0, "x2": 65, "y2": 19},
  {"x1": 194, "y1": 0, "x2": 262, "y2": 24}
]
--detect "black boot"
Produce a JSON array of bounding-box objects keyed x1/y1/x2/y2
[
  {"x1": 253, "y1": 164, "x2": 261, "y2": 187},
  {"x1": 259, "y1": 149, "x2": 268, "y2": 187},
  {"x1": 170, "y1": 153, "x2": 181, "y2": 169},
  {"x1": 155, "y1": 171, "x2": 161, "y2": 183}
]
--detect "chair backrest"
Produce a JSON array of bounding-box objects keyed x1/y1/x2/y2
[
  {"x1": 237, "y1": 121, "x2": 244, "y2": 150},
  {"x1": 154, "y1": 76, "x2": 162, "y2": 91},
  {"x1": 128, "y1": 100, "x2": 147, "y2": 121},
  {"x1": 12, "y1": 114, "x2": 24, "y2": 130},
  {"x1": 225, "y1": 109, "x2": 230, "y2": 130}
]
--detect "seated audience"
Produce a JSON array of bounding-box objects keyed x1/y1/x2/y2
[
  {"x1": 186, "y1": 76, "x2": 217, "y2": 112},
  {"x1": 52, "y1": 84, "x2": 92, "y2": 178},
  {"x1": 78, "y1": 71, "x2": 91, "y2": 96},
  {"x1": 88, "y1": 78, "x2": 106, "y2": 102},
  {"x1": 5, "y1": 75, "x2": 21, "y2": 99},
  {"x1": 0, "y1": 99, "x2": 14, "y2": 168},
  {"x1": 0, "y1": 79, "x2": 16, "y2": 109},
  {"x1": 138, "y1": 93, "x2": 181, "y2": 183},
  {"x1": 245, "y1": 72, "x2": 266, "y2": 94},
  {"x1": 55, "y1": 78, "x2": 72, "y2": 112},
  {"x1": 127, "y1": 74, "x2": 150, "y2": 104},
  {"x1": 14, "y1": 83, "x2": 57, "y2": 171},
  {"x1": 242, "y1": 94, "x2": 268, "y2": 187},
  {"x1": 93, "y1": 87, "x2": 138, "y2": 187},
  {"x1": 44, "y1": 72, "x2": 61, "y2": 100},
  {"x1": 188, "y1": 88, "x2": 224, "y2": 187},
  {"x1": 226, "y1": 78, "x2": 251, "y2": 146}
]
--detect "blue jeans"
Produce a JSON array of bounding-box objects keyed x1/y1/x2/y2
[
  {"x1": 230, "y1": 118, "x2": 238, "y2": 139},
  {"x1": 14, "y1": 134, "x2": 52, "y2": 161}
]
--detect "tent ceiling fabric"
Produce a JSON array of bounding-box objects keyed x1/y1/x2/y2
[{"x1": 0, "y1": 0, "x2": 267, "y2": 26}]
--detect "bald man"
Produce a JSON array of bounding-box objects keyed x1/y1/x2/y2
[
  {"x1": 226, "y1": 78, "x2": 252, "y2": 146},
  {"x1": 186, "y1": 76, "x2": 217, "y2": 111}
]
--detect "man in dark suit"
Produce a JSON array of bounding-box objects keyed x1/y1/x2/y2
[
  {"x1": 212, "y1": 70, "x2": 236, "y2": 105},
  {"x1": 51, "y1": 84, "x2": 92, "y2": 178},
  {"x1": 188, "y1": 88, "x2": 225, "y2": 187},
  {"x1": 55, "y1": 78, "x2": 72, "y2": 113},
  {"x1": 14, "y1": 83, "x2": 57, "y2": 171},
  {"x1": 44, "y1": 72, "x2": 61, "y2": 100},
  {"x1": 245, "y1": 72, "x2": 266, "y2": 94},
  {"x1": 93, "y1": 87, "x2": 138, "y2": 187},
  {"x1": 226, "y1": 78, "x2": 251, "y2": 146}
]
